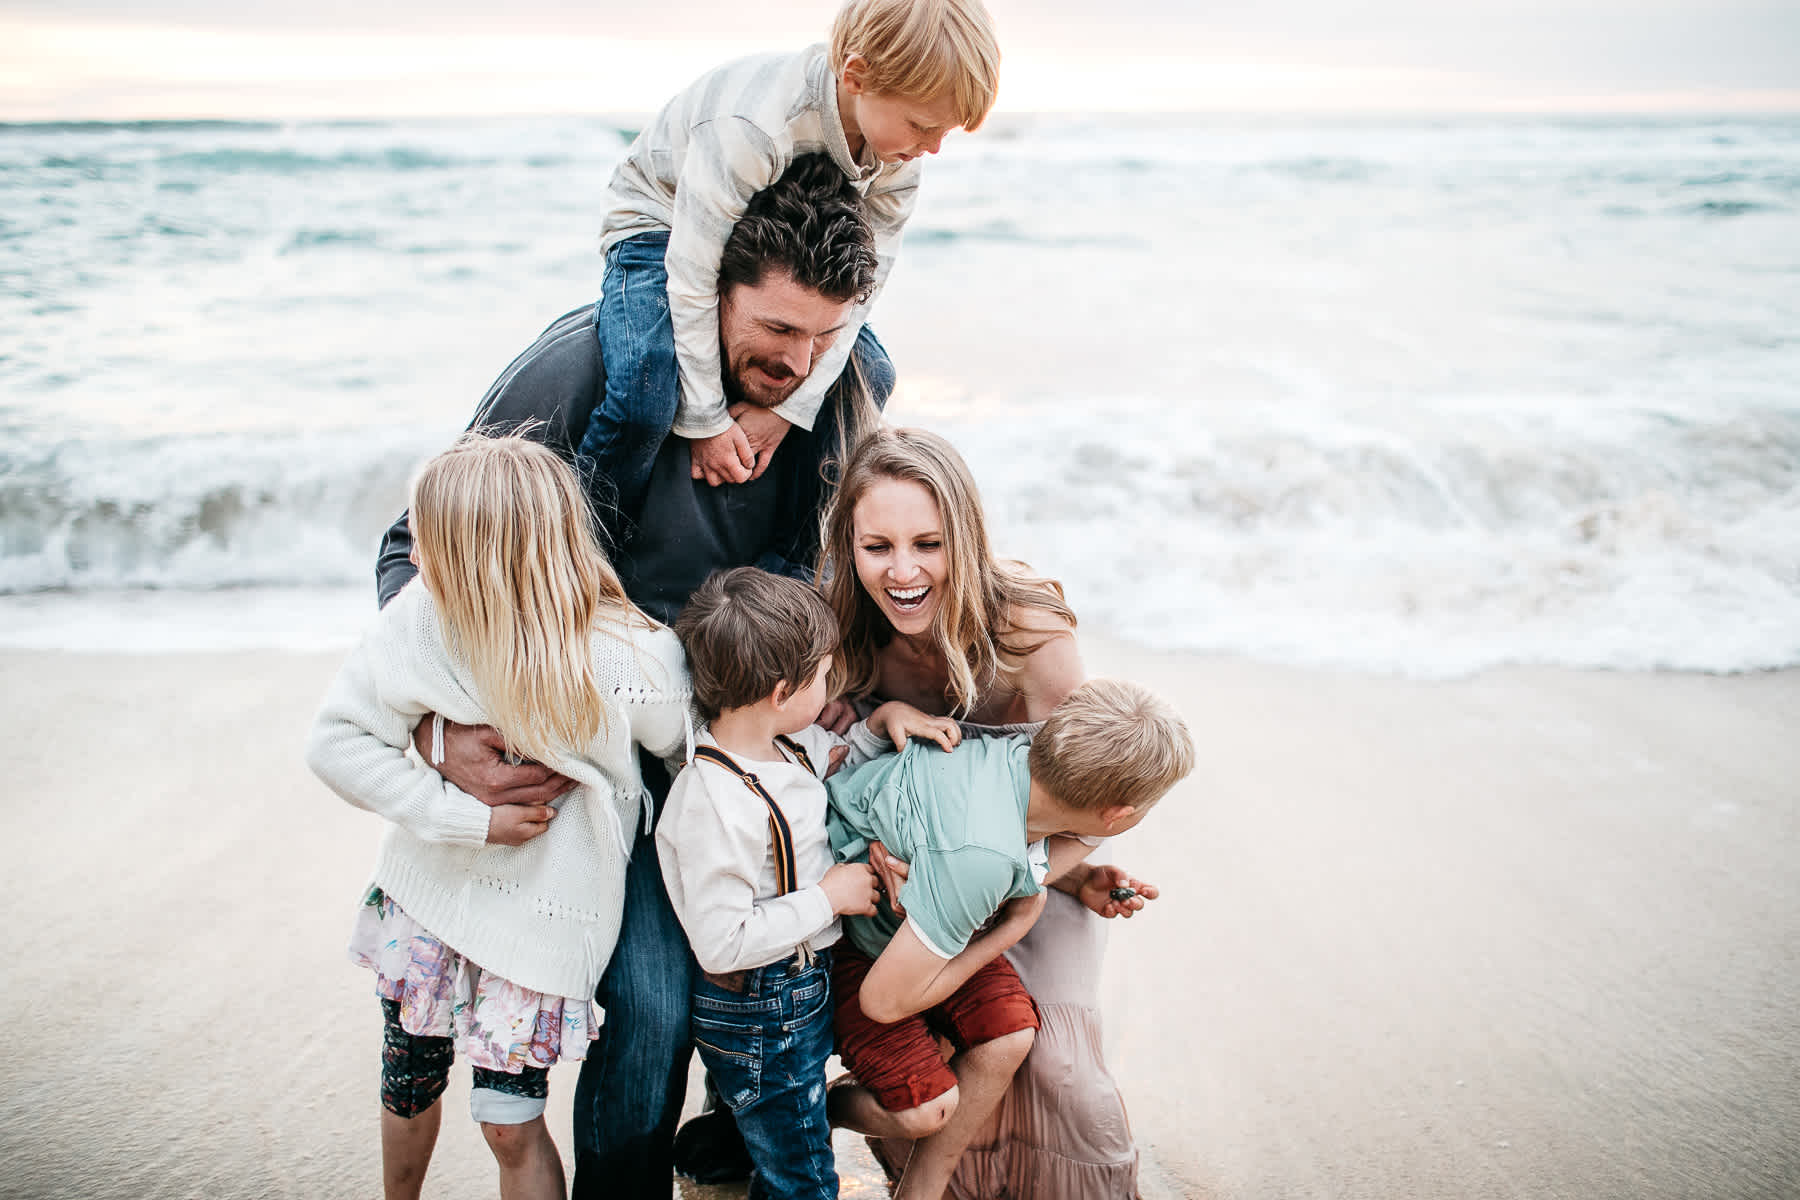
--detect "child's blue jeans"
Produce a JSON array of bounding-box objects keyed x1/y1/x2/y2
[
  {"x1": 582, "y1": 231, "x2": 680, "y2": 527},
  {"x1": 690, "y1": 949, "x2": 837, "y2": 1200}
]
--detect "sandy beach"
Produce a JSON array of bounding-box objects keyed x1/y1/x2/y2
[{"x1": 3, "y1": 638, "x2": 1797, "y2": 1199}]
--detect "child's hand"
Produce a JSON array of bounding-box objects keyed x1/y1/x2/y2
[
  {"x1": 689, "y1": 421, "x2": 756, "y2": 486},
  {"x1": 1074, "y1": 865, "x2": 1158, "y2": 919},
  {"x1": 821, "y1": 861, "x2": 881, "y2": 917},
  {"x1": 728, "y1": 402, "x2": 792, "y2": 480},
  {"x1": 868, "y1": 701, "x2": 962, "y2": 752},
  {"x1": 487, "y1": 802, "x2": 557, "y2": 846},
  {"x1": 817, "y1": 697, "x2": 858, "y2": 735}
]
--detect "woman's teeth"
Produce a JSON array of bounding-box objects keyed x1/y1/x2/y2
[{"x1": 886, "y1": 585, "x2": 929, "y2": 610}]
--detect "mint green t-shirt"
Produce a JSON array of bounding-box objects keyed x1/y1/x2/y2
[{"x1": 825, "y1": 735, "x2": 1043, "y2": 960}]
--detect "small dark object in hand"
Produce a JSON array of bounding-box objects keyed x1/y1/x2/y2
[{"x1": 1109, "y1": 886, "x2": 1137, "y2": 902}]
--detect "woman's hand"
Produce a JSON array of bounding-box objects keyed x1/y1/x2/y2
[
  {"x1": 1073, "y1": 864, "x2": 1159, "y2": 919},
  {"x1": 868, "y1": 701, "x2": 962, "y2": 752},
  {"x1": 869, "y1": 840, "x2": 910, "y2": 916},
  {"x1": 487, "y1": 802, "x2": 558, "y2": 846},
  {"x1": 413, "y1": 715, "x2": 575, "y2": 807}
]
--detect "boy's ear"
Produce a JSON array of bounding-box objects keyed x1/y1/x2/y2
[
  {"x1": 840, "y1": 53, "x2": 870, "y2": 94},
  {"x1": 770, "y1": 678, "x2": 794, "y2": 710},
  {"x1": 1097, "y1": 804, "x2": 1138, "y2": 834}
]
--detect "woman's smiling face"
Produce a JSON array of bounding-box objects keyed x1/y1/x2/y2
[{"x1": 852, "y1": 477, "x2": 947, "y2": 636}]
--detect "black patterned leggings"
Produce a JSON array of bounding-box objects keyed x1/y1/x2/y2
[{"x1": 379, "y1": 998, "x2": 550, "y2": 1119}]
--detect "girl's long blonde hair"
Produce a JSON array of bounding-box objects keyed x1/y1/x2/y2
[
  {"x1": 410, "y1": 432, "x2": 646, "y2": 765},
  {"x1": 818, "y1": 427, "x2": 1076, "y2": 715}
]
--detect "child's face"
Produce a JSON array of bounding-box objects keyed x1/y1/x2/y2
[
  {"x1": 781, "y1": 656, "x2": 835, "y2": 732},
  {"x1": 845, "y1": 83, "x2": 963, "y2": 165}
]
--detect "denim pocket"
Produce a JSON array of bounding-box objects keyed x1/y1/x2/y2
[
  {"x1": 692, "y1": 1012, "x2": 764, "y2": 1111},
  {"x1": 785, "y1": 973, "x2": 830, "y2": 1035}
]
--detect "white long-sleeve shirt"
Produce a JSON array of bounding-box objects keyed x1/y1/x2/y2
[
  {"x1": 305, "y1": 579, "x2": 692, "y2": 1000},
  {"x1": 657, "y1": 721, "x2": 889, "y2": 974},
  {"x1": 598, "y1": 43, "x2": 920, "y2": 439}
]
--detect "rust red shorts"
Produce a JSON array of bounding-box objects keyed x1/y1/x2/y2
[{"x1": 831, "y1": 941, "x2": 1040, "y2": 1113}]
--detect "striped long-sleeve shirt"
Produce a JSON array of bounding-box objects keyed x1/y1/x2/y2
[{"x1": 599, "y1": 43, "x2": 921, "y2": 438}]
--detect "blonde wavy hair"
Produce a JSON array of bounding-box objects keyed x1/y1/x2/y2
[
  {"x1": 409, "y1": 432, "x2": 647, "y2": 766},
  {"x1": 829, "y1": 0, "x2": 1002, "y2": 132},
  {"x1": 819, "y1": 427, "x2": 1075, "y2": 715}
]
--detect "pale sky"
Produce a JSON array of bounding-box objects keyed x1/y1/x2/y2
[{"x1": 3, "y1": 0, "x2": 1797, "y2": 120}]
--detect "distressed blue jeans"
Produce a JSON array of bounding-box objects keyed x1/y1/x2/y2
[
  {"x1": 691, "y1": 950, "x2": 838, "y2": 1200},
  {"x1": 570, "y1": 754, "x2": 695, "y2": 1199}
]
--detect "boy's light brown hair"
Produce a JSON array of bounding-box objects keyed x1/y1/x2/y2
[
  {"x1": 1029, "y1": 679, "x2": 1196, "y2": 813},
  {"x1": 829, "y1": 0, "x2": 1002, "y2": 132},
  {"x1": 675, "y1": 567, "x2": 840, "y2": 721}
]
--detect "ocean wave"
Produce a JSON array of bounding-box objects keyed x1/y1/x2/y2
[
  {"x1": 947, "y1": 403, "x2": 1800, "y2": 677},
  {"x1": 157, "y1": 146, "x2": 475, "y2": 173},
  {"x1": 0, "y1": 432, "x2": 431, "y2": 594},
  {"x1": 4, "y1": 407, "x2": 1797, "y2": 674},
  {"x1": 1681, "y1": 199, "x2": 1781, "y2": 218}
]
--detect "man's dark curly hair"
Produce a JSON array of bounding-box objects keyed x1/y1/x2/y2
[{"x1": 718, "y1": 154, "x2": 878, "y2": 304}]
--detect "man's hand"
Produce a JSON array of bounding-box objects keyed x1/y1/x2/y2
[
  {"x1": 487, "y1": 802, "x2": 558, "y2": 847},
  {"x1": 867, "y1": 701, "x2": 961, "y2": 753},
  {"x1": 821, "y1": 861, "x2": 881, "y2": 917},
  {"x1": 689, "y1": 422, "x2": 756, "y2": 485},
  {"x1": 868, "y1": 840, "x2": 910, "y2": 916},
  {"x1": 727, "y1": 402, "x2": 793, "y2": 481},
  {"x1": 412, "y1": 716, "x2": 576, "y2": 807},
  {"x1": 816, "y1": 698, "x2": 858, "y2": 736},
  {"x1": 1073, "y1": 864, "x2": 1159, "y2": 919}
]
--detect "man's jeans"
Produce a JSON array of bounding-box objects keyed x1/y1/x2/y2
[
  {"x1": 581, "y1": 231, "x2": 680, "y2": 538},
  {"x1": 570, "y1": 755, "x2": 695, "y2": 1199},
  {"x1": 691, "y1": 951, "x2": 837, "y2": 1200}
]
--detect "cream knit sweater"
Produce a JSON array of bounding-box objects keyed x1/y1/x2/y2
[{"x1": 305, "y1": 580, "x2": 692, "y2": 1001}]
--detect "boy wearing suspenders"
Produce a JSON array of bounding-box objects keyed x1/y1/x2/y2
[{"x1": 658, "y1": 568, "x2": 960, "y2": 1199}]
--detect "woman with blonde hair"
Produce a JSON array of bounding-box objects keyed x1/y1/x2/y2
[
  {"x1": 306, "y1": 433, "x2": 691, "y2": 1200},
  {"x1": 817, "y1": 426, "x2": 1155, "y2": 1198}
]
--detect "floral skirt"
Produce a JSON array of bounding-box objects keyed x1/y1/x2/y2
[{"x1": 347, "y1": 887, "x2": 600, "y2": 1074}]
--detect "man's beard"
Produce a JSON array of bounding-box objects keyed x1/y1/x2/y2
[{"x1": 723, "y1": 349, "x2": 803, "y2": 409}]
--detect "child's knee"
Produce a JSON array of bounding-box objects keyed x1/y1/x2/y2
[
  {"x1": 982, "y1": 1026, "x2": 1035, "y2": 1073},
  {"x1": 888, "y1": 1085, "x2": 959, "y2": 1139},
  {"x1": 479, "y1": 1118, "x2": 541, "y2": 1168}
]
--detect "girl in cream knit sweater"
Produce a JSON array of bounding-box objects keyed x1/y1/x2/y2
[{"x1": 306, "y1": 434, "x2": 690, "y2": 1200}]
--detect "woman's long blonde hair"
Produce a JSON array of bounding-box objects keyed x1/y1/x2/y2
[
  {"x1": 410, "y1": 432, "x2": 646, "y2": 765},
  {"x1": 818, "y1": 427, "x2": 1075, "y2": 714}
]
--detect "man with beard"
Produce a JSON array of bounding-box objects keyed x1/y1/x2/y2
[{"x1": 372, "y1": 154, "x2": 888, "y2": 1198}]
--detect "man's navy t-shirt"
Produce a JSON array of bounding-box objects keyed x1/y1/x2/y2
[{"x1": 615, "y1": 437, "x2": 794, "y2": 626}]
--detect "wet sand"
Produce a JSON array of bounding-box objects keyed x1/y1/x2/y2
[{"x1": 1, "y1": 643, "x2": 1796, "y2": 1198}]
